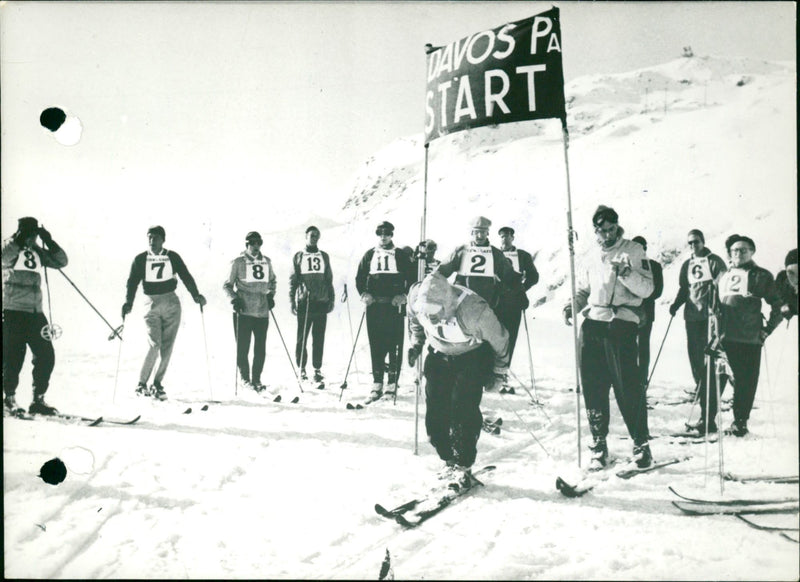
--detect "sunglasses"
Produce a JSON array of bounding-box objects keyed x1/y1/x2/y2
[
  {"x1": 594, "y1": 224, "x2": 617, "y2": 236},
  {"x1": 246, "y1": 239, "x2": 263, "y2": 245},
  {"x1": 377, "y1": 230, "x2": 393, "y2": 236}
]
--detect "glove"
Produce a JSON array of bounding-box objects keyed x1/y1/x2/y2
[
  {"x1": 758, "y1": 329, "x2": 769, "y2": 344},
  {"x1": 487, "y1": 373, "x2": 507, "y2": 392},
  {"x1": 231, "y1": 296, "x2": 245, "y2": 313},
  {"x1": 669, "y1": 303, "x2": 679, "y2": 317},
  {"x1": 391, "y1": 294, "x2": 407, "y2": 307},
  {"x1": 195, "y1": 294, "x2": 207, "y2": 307},
  {"x1": 611, "y1": 255, "x2": 632, "y2": 278},
  {"x1": 37, "y1": 226, "x2": 53, "y2": 246},
  {"x1": 326, "y1": 300, "x2": 335, "y2": 314},
  {"x1": 121, "y1": 302, "x2": 132, "y2": 318},
  {"x1": 266, "y1": 294, "x2": 275, "y2": 310},
  {"x1": 781, "y1": 304, "x2": 792, "y2": 320},
  {"x1": 562, "y1": 304, "x2": 573, "y2": 326},
  {"x1": 361, "y1": 293, "x2": 375, "y2": 306},
  {"x1": 408, "y1": 345, "x2": 422, "y2": 367}
]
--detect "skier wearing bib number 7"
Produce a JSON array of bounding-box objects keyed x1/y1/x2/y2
[
  {"x1": 668, "y1": 229, "x2": 726, "y2": 435},
  {"x1": 122, "y1": 225, "x2": 207, "y2": 401},
  {"x1": 3, "y1": 217, "x2": 68, "y2": 416},
  {"x1": 223, "y1": 231, "x2": 276, "y2": 392}
]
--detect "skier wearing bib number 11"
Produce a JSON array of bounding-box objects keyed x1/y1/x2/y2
[
  {"x1": 3, "y1": 217, "x2": 68, "y2": 416},
  {"x1": 223, "y1": 231, "x2": 276, "y2": 392},
  {"x1": 122, "y1": 225, "x2": 207, "y2": 401},
  {"x1": 355, "y1": 221, "x2": 417, "y2": 403},
  {"x1": 668, "y1": 229, "x2": 727, "y2": 435}
]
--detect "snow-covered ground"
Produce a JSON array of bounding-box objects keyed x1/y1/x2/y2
[{"x1": 4, "y1": 55, "x2": 798, "y2": 579}]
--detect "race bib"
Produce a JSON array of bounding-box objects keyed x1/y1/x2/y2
[
  {"x1": 145, "y1": 253, "x2": 174, "y2": 282},
  {"x1": 369, "y1": 248, "x2": 398, "y2": 275},
  {"x1": 419, "y1": 316, "x2": 472, "y2": 345},
  {"x1": 14, "y1": 249, "x2": 42, "y2": 273},
  {"x1": 300, "y1": 252, "x2": 325, "y2": 275},
  {"x1": 719, "y1": 268, "x2": 750, "y2": 299},
  {"x1": 458, "y1": 246, "x2": 494, "y2": 278},
  {"x1": 503, "y1": 250, "x2": 520, "y2": 273},
  {"x1": 245, "y1": 257, "x2": 270, "y2": 282},
  {"x1": 688, "y1": 257, "x2": 713, "y2": 283}
]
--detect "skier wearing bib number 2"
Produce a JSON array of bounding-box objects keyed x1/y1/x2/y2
[
  {"x1": 668, "y1": 229, "x2": 727, "y2": 435},
  {"x1": 356, "y1": 221, "x2": 416, "y2": 403},
  {"x1": 289, "y1": 226, "x2": 334, "y2": 387},
  {"x1": 3, "y1": 217, "x2": 68, "y2": 416},
  {"x1": 122, "y1": 225, "x2": 207, "y2": 401},
  {"x1": 223, "y1": 231, "x2": 276, "y2": 392}
]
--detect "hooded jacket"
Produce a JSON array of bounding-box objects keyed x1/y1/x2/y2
[
  {"x1": 2, "y1": 238, "x2": 69, "y2": 313},
  {"x1": 223, "y1": 250, "x2": 276, "y2": 318}
]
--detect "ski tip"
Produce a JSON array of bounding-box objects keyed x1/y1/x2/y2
[
  {"x1": 346, "y1": 403, "x2": 355, "y2": 409},
  {"x1": 89, "y1": 417, "x2": 103, "y2": 426},
  {"x1": 183, "y1": 407, "x2": 192, "y2": 414},
  {"x1": 201, "y1": 404, "x2": 209, "y2": 411},
  {"x1": 273, "y1": 395, "x2": 282, "y2": 403},
  {"x1": 291, "y1": 396, "x2": 300, "y2": 404}
]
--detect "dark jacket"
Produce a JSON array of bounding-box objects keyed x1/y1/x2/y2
[
  {"x1": 436, "y1": 242, "x2": 519, "y2": 309},
  {"x1": 355, "y1": 244, "x2": 417, "y2": 299},
  {"x1": 717, "y1": 261, "x2": 782, "y2": 344},
  {"x1": 289, "y1": 246, "x2": 335, "y2": 314},
  {"x1": 671, "y1": 248, "x2": 727, "y2": 321},
  {"x1": 125, "y1": 249, "x2": 201, "y2": 305}
]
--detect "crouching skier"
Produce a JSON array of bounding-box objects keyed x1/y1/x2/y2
[{"x1": 407, "y1": 272, "x2": 509, "y2": 490}]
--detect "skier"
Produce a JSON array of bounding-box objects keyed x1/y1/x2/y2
[
  {"x1": 668, "y1": 228, "x2": 727, "y2": 434},
  {"x1": 2, "y1": 217, "x2": 68, "y2": 415},
  {"x1": 769, "y1": 248, "x2": 798, "y2": 325},
  {"x1": 631, "y1": 236, "x2": 664, "y2": 392},
  {"x1": 415, "y1": 239, "x2": 440, "y2": 275},
  {"x1": 407, "y1": 272, "x2": 509, "y2": 488},
  {"x1": 289, "y1": 226, "x2": 334, "y2": 386},
  {"x1": 495, "y1": 226, "x2": 539, "y2": 364},
  {"x1": 122, "y1": 225, "x2": 206, "y2": 400},
  {"x1": 223, "y1": 231, "x2": 276, "y2": 392},
  {"x1": 563, "y1": 205, "x2": 655, "y2": 470},
  {"x1": 435, "y1": 216, "x2": 519, "y2": 320},
  {"x1": 711, "y1": 234, "x2": 783, "y2": 437},
  {"x1": 355, "y1": 221, "x2": 416, "y2": 401}
]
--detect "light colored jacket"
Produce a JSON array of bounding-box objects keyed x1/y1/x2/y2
[
  {"x1": 223, "y1": 251, "x2": 276, "y2": 318},
  {"x1": 2, "y1": 238, "x2": 68, "y2": 313}
]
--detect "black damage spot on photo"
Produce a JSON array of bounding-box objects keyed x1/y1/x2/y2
[{"x1": 39, "y1": 458, "x2": 67, "y2": 485}]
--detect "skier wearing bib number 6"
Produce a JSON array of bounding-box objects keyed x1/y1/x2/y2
[
  {"x1": 3, "y1": 217, "x2": 68, "y2": 416},
  {"x1": 122, "y1": 225, "x2": 206, "y2": 401},
  {"x1": 435, "y1": 216, "x2": 519, "y2": 324},
  {"x1": 355, "y1": 221, "x2": 417, "y2": 402},
  {"x1": 223, "y1": 231, "x2": 276, "y2": 392},
  {"x1": 668, "y1": 229, "x2": 726, "y2": 435}
]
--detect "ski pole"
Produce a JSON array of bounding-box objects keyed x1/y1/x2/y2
[
  {"x1": 644, "y1": 314, "x2": 673, "y2": 392},
  {"x1": 40, "y1": 267, "x2": 63, "y2": 341},
  {"x1": 342, "y1": 284, "x2": 360, "y2": 379},
  {"x1": 340, "y1": 310, "x2": 366, "y2": 401},
  {"x1": 299, "y1": 287, "x2": 310, "y2": 377},
  {"x1": 498, "y1": 389, "x2": 552, "y2": 458},
  {"x1": 112, "y1": 314, "x2": 126, "y2": 404},
  {"x1": 269, "y1": 308, "x2": 304, "y2": 393},
  {"x1": 56, "y1": 268, "x2": 122, "y2": 340},
  {"x1": 234, "y1": 311, "x2": 240, "y2": 397},
  {"x1": 521, "y1": 310, "x2": 538, "y2": 402},
  {"x1": 200, "y1": 305, "x2": 214, "y2": 400}
]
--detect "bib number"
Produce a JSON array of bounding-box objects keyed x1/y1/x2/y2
[
  {"x1": 14, "y1": 249, "x2": 41, "y2": 273},
  {"x1": 300, "y1": 252, "x2": 325, "y2": 275},
  {"x1": 145, "y1": 255, "x2": 174, "y2": 282},
  {"x1": 688, "y1": 257, "x2": 712, "y2": 283},
  {"x1": 459, "y1": 247, "x2": 494, "y2": 278},
  {"x1": 245, "y1": 259, "x2": 270, "y2": 282},
  {"x1": 369, "y1": 249, "x2": 398, "y2": 274},
  {"x1": 503, "y1": 250, "x2": 520, "y2": 273},
  {"x1": 719, "y1": 268, "x2": 750, "y2": 298}
]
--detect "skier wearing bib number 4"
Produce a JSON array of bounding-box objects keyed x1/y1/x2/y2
[
  {"x1": 3, "y1": 217, "x2": 68, "y2": 416},
  {"x1": 356, "y1": 221, "x2": 417, "y2": 402},
  {"x1": 223, "y1": 231, "x2": 276, "y2": 392},
  {"x1": 122, "y1": 226, "x2": 206, "y2": 400},
  {"x1": 289, "y1": 226, "x2": 334, "y2": 387},
  {"x1": 668, "y1": 229, "x2": 727, "y2": 435}
]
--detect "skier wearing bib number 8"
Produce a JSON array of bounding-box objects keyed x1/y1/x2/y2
[
  {"x1": 710, "y1": 235, "x2": 783, "y2": 437},
  {"x1": 122, "y1": 225, "x2": 207, "y2": 400},
  {"x1": 223, "y1": 231, "x2": 276, "y2": 392},
  {"x1": 289, "y1": 226, "x2": 334, "y2": 386},
  {"x1": 668, "y1": 228, "x2": 727, "y2": 435},
  {"x1": 3, "y1": 216, "x2": 68, "y2": 416}
]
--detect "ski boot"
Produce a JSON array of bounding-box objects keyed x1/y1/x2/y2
[
  {"x1": 252, "y1": 380, "x2": 266, "y2": 393},
  {"x1": 29, "y1": 394, "x2": 59, "y2": 416},
  {"x1": 725, "y1": 419, "x2": 748, "y2": 437},
  {"x1": 366, "y1": 382, "x2": 383, "y2": 403},
  {"x1": 685, "y1": 418, "x2": 718, "y2": 436},
  {"x1": 4, "y1": 393, "x2": 25, "y2": 416},
  {"x1": 632, "y1": 443, "x2": 653, "y2": 469},
  {"x1": 436, "y1": 460, "x2": 457, "y2": 482},
  {"x1": 151, "y1": 382, "x2": 168, "y2": 401},
  {"x1": 588, "y1": 437, "x2": 608, "y2": 471},
  {"x1": 384, "y1": 382, "x2": 397, "y2": 397},
  {"x1": 300, "y1": 369, "x2": 308, "y2": 382},
  {"x1": 449, "y1": 465, "x2": 482, "y2": 492},
  {"x1": 136, "y1": 382, "x2": 151, "y2": 397},
  {"x1": 313, "y1": 370, "x2": 325, "y2": 389}
]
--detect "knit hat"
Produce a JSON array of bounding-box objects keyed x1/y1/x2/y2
[
  {"x1": 245, "y1": 231, "x2": 263, "y2": 243},
  {"x1": 632, "y1": 235, "x2": 647, "y2": 251},
  {"x1": 687, "y1": 229, "x2": 705, "y2": 243},
  {"x1": 18, "y1": 217, "x2": 39, "y2": 234},
  {"x1": 592, "y1": 205, "x2": 618, "y2": 226},
  {"x1": 725, "y1": 234, "x2": 756, "y2": 253},
  {"x1": 785, "y1": 248, "x2": 798, "y2": 266},
  {"x1": 376, "y1": 221, "x2": 394, "y2": 235},
  {"x1": 305, "y1": 225, "x2": 320, "y2": 234},
  {"x1": 147, "y1": 225, "x2": 166, "y2": 240},
  {"x1": 470, "y1": 216, "x2": 491, "y2": 230},
  {"x1": 498, "y1": 226, "x2": 515, "y2": 236}
]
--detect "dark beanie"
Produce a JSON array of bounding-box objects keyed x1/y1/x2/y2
[
  {"x1": 18, "y1": 217, "x2": 39, "y2": 233},
  {"x1": 725, "y1": 234, "x2": 756, "y2": 253},
  {"x1": 376, "y1": 221, "x2": 394, "y2": 235},
  {"x1": 687, "y1": 229, "x2": 705, "y2": 243},
  {"x1": 785, "y1": 248, "x2": 798, "y2": 266},
  {"x1": 498, "y1": 226, "x2": 515, "y2": 236},
  {"x1": 306, "y1": 225, "x2": 320, "y2": 234},
  {"x1": 632, "y1": 235, "x2": 647, "y2": 250},
  {"x1": 592, "y1": 205, "x2": 618, "y2": 226},
  {"x1": 147, "y1": 225, "x2": 166, "y2": 240}
]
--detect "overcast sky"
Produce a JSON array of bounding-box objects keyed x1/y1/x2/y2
[{"x1": 1, "y1": 1, "x2": 796, "y2": 230}]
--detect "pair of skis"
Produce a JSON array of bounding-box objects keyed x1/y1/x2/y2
[
  {"x1": 5, "y1": 409, "x2": 141, "y2": 427},
  {"x1": 556, "y1": 456, "x2": 689, "y2": 498},
  {"x1": 669, "y1": 486, "x2": 799, "y2": 516},
  {"x1": 375, "y1": 465, "x2": 496, "y2": 528}
]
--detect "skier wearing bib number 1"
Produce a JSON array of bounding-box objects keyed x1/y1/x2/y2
[
  {"x1": 3, "y1": 217, "x2": 68, "y2": 416},
  {"x1": 356, "y1": 221, "x2": 417, "y2": 403},
  {"x1": 668, "y1": 229, "x2": 726, "y2": 435},
  {"x1": 223, "y1": 231, "x2": 276, "y2": 392},
  {"x1": 122, "y1": 225, "x2": 207, "y2": 401},
  {"x1": 289, "y1": 226, "x2": 334, "y2": 387}
]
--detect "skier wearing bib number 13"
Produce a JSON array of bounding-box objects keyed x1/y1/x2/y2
[
  {"x1": 223, "y1": 231, "x2": 276, "y2": 392},
  {"x1": 122, "y1": 225, "x2": 207, "y2": 401},
  {"x1": 668, "y1": 229, "x2": 727, "y2": 435},
  {"x1": 3, "y1": 217, "x2": 68, "y2": 416},
  {"x1": 356, "y1": 221, "x2": 417, "y2": 403}
]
